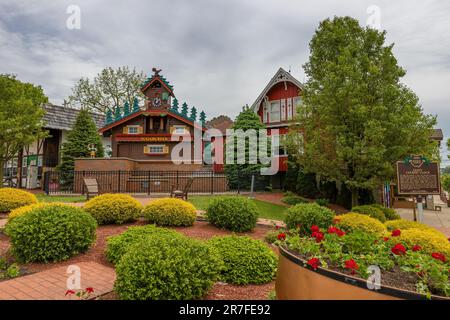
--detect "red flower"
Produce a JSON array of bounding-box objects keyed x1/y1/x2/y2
[
  {"x1": 412, "y1": 245, "x2": 422, "y2": 252},
  {"x1": 65, "y1": 290, "x2": 75, "y2": 296},
  {"x1": 344, "y1": 259, "x2": 359, "y2": 274},
  {"x1": 311, "y1": 231, "x2": 324, "y2": 243},
  {"x1": 85, "y1": 287, "x2": 94, "y2": 294},
  {"x1": 391, "y1": 243, "x2": 407, "y2": 255},
  {"x1": 431, "y1": 253, "x2": 446, "y2": 263},
  {"x1": 310, "y1": 225, "x2": 320, "y2": 233},
  {"x1": 391, "y1": 229, "x2": 401, "y2": 237},
  {"x1": 275, "y1": 225, "x2": 279, "y2": 230},
  {"x1": 383, "y1": 237, "x2": 390, "y2": 242},
  {"x1": 327, "y1": 226, "x2": 338, "y2": 234},
  {"x1": 332, "y1": 218, "x2": 341, "y2": 224},
  {"x1": 277, "y1": 233, "x2": 286, "y2": 241},
  {"x1": 336, "y1": 229, "x2": 346, "y2": 237},
  {"x1": 307, "y1": 258, "x2": 320, "y2": 270}
]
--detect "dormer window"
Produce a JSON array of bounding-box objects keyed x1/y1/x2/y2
[
  {"x1": 123, "y1": 125, "x2": 142, "y2": 134},
  {"x1": 171, "y1": 125, "x2": 187, "y2": 134}
]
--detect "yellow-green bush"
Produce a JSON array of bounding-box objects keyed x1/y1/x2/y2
[
  {"x1": 84, "y1": 194, "x2": 142, "y2": 225},
  {"x1": 143, "y1": 198, "x2": 196, "y2": 226},
  {"x1": 397, "y1": 229, "x2": 450, "y2": 257},
  {"x1": 8, "y1": 202, "x2": 66, "y2": 222},
  {"x1": 385, "y1": 219, "x2": 447, "y2": 240},
  {"x1": 336, "y1": 212, "x2": 387, "y2": 236},
  {"x1": 0, "y1": 188, "x2": 37, "y2": 213}
]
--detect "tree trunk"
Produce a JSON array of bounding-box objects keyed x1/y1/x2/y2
[
  {"x1": 0, "y1": 159, "x2": 4, "y2": 188},
  {"x1": 351, "y1": 188, "x2": 359, "y2": 208}
]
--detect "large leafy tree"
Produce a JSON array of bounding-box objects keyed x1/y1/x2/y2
[
  {"x1": 68, "y1": 66, "x2": 146, "y2": 113},
  {"x1": 58, "y1": 109, "x2": 104, "y2": 185},
  {"x1": 0, "y1": 74, "x2": 48, "y2": 185},
  {"x1": 288, "y1": 17, "x2": 437, "y2": 206},
  {"x1": 224, "y1": 106, "x2": 270, "y2": 190}
]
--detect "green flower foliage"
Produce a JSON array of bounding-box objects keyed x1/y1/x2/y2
[
  {"x1": 208, "y1": 235, "x2": 277, "y2": 285},
  {"x1": 206, "y1": 196, "x2": 258, "y2": 232},
  {"x1": 6, "y1": 205, "x2": 97, "y2": 263},
  {"x1": 371, "y1": 204, "x2": 400, "y2": 220},
  {"x1": 284, "y1": 203, "x2": 335, "y2": 233},
  {"x1": 114, "y1": 233, "x2": 223, "y2": 300},
  {"x1": 105, "y1": 225, "x2": 181, "y2": 265}
]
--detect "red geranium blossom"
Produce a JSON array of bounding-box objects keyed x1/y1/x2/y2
[
  {"x1": 383, "y1": 237, "x2": 390, "y2": 242},
  {"x1": 65, "y1": 290, "x2": 75, "y2": 296},
  {"x1": 336, "y1": 229, "x2": 345, "y2": 237},
  {"x1": 311, "y1": 231, "x2": 324, "y2": 243},
  {"x1": 431, "y1": 252, "x2": 446, "y2": 263},
  {"x1": 412, "y1": 245, "x2": 422, "y2": 252},
  {"x1": 344, "y1": 259, "x2": 359, "y2": 275},
  {"x1": 307, "y1": 258, "x2": 320, "y2": 270},
  {"x1": 85, "y1": 287, "x2": 94, "y2": 294},
  {"x1": 327, "y1": 226, "x2": 345, "y2": 237},
  {"x1": 391, "y1": 229, "x2": 401, "y2": 237},
  {"x1": 310, "y1": 225, "x2": 320, "y2": 233},
  {"x1": 391, "y1": 243, "x2": 407, "y2": 255},
  {"x1": 277, "y1": 233, "x2": 286, "y2": 241}
]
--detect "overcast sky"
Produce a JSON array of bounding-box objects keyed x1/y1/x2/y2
[{"x1": 1, "y1": 0, "x2": 449, "y2": 165}]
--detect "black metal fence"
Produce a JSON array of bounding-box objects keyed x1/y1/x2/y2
[{"x1": 43, "y1": 170, "x2": 273, "y2": 195}]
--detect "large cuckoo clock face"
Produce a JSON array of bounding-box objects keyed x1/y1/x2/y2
[{"x1": 153, "y1": 97, "x2": 161, "y2": 107}]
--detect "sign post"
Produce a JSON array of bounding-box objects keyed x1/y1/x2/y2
[{"x1": 396, "y1": 155, "x2": 440, "y2": 222}]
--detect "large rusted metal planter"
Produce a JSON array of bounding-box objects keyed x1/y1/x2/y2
[{"x1": 276, "y1": 246, "x2": 448, "y2": 300}]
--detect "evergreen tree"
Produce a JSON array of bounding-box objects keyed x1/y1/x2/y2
[
  {"x1": 288, "y1": 17, "x2": 436, "y2": 206},
  {"x1": 199, "y1": 111, "x2": 206, "y2": 125},
  {"x1": 190, "y1": 106, "x2": 197, "y2": 121},
  {"x1": 132, "y1": 97, "x2": 140, "y2": 113},
  {"x1": 224, "y1": 106, "x2": 269, "y2": 190},
  {"x1": 114, "y1": 106, "x2": 122, "y2": 120},
  {"x1": 58, "y1": 109, "x2": 105, "y2": 186},
  {"x1": 105, "y1": 109, "x2": 113, "y2": 124},
  {"x1": 123, "y1": 101, "x2": 130, "y2": 116},
  {"x1": 171, "y1": 97, "x2": 179, "y2": 113},
  {"x1": 181, "y1": 102, "x2": 188, "y2": 117}
]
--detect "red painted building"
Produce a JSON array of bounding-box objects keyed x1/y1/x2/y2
[{"x1": 250, "y1": 67, "x2": 303, "y2": 185}]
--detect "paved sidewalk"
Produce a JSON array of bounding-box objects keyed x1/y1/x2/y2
[
  {"x1": 0, "y1": 262, "x2": 115, "y2": 300},
  {"x1": 396, "y1": 207, "x2": 450, "y2": 237}
]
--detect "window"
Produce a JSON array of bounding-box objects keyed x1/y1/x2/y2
[
  {"x1": 144, "y1": 144, "x2": 167, "y2": 154},
  {"x1": 281, "y1": 100, "x2": 286, "y2": 121},
  {"x1": 172, "y1": 125, "x2": 187, "y2": 134},
  {"x1": 292, "y1": 96, "x2": 303, "y2": 116},
  {"x1": 269, "y1": 101, "x2": 280, "y2": 122},
  {"x1": 127, "y1": 125, "x2": 140, "y2": 134}
]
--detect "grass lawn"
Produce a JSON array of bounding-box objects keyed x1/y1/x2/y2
[
  {"x1": 188, "y1": 195, "x2": 287, "y2": 221},
  {"x1": 36, "y1": 194, "x2": 86, "y2": 203}
]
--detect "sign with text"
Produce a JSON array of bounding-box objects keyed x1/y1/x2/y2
[{"x1": 396, "y1": 155, "x2": 440, "y2": 195}]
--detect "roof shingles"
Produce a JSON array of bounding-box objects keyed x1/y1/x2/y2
[{"x1": 42, "y1": 104, "x2": 105, "y2": 131}]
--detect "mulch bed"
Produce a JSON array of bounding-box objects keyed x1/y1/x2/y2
[{"x1": 0, "y1": 220, "x2": 275, "y2": 300}]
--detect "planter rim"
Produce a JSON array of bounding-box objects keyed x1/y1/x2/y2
[{"x1": 279, "y1": 245, "x2": 449, "y2": 300}]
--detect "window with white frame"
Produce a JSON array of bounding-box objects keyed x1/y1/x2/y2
[
  {"x1": 173, "y1": 125, "x2": 187, "y2": 134},
  {"x1": 127, "y1": 125, "x2": 140, "y2": 134},
  {"x1": 292, "y1": 96, "x2": 302, "y2": 116},
  {"x1": 269, "y1": 101, "x2": 280, "y2": 122},
  {"x1": 148, "y1": 145, "x2": 164, "y2": 154}
]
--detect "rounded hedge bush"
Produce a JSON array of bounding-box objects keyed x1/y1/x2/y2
[
  {"x1": 397, "y1": 229, "x2": 450, "y2": 257},
  {"x1": 8, "y1": 202, "x2": 66, "y2": 222},
  {"x1": 371, "y1": 204, "x2": 400, "y2": 220},
  {"x1": 114, "y1": 233, "x2": 223, "y2": 300},
  {"x1": 143, "y1": 198, "x2": 196, "y2": 226},
  {"x1": 0, "y1": 188, "x2": 37, "y2": 213},
  {"x1": 385, "y1": 219, "x2": 447, "y2": 240},
  {"x1": 284, "y1": 203, "x2": 334, "y2": 234},
  {"x1": 106, "y1": 224, "x2": 181, "y2": 264},
  {"x1": 84, "y1": 194, "x2": 142, "y2": 225},
  {"x1": 351, "y1": 205, "x2": 386, "y2": 222},
  {"x1": 206, "y1": 196, "x2": 258, "y2": 232},
  {"x1": 207, "y1": 235, "x2": 277, "y2": 285},
  {"x1": 335, "y1": 213, "x2": 387, "y2": 236},
  {"x1": 6, "y1": 204, "x2": 97, "y2": 262}
]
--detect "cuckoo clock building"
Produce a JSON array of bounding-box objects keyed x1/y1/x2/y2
[{"x1": 75, "y1": 69, "x2": 207, "y2": 172}]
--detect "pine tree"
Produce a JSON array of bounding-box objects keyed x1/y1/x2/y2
[
  {"x1": 181, "y1": 102, "x2": 188, "y2": 117},
  {"x1": 123, "y1": 101, "x2": 130, "y2": 116},
  {"x1": 132, "y1": 97, "x2": 140, "y2": 113},
  {"x1": 190, "y1": 106, "x2": 197, "y2": 121},
  {"x1": 199, "y1": 111, "x2": 206, "y2": 125},
  {"x1": 114, "y1": 106, "x2": 122, "y2": 120},
  {"x1": 58, "y1": 109, "x2": 105, "y2": 186},
  {"x1": 105, "y1": 109, "x2": 113, "y2": 124},
  {"x1": 224, "y1": 106, "x2": 269, "y2": 190},
  {"x1": 171, "y1": 97, "x2": 179, "y2": 113}
]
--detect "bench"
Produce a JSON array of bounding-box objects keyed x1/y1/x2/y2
[
  {"x1": 170, "y1": 178, "x2": 194, "y2": 200},
  {"x1": 83, "y1": 178, "x2": 100, "y2": 200}
]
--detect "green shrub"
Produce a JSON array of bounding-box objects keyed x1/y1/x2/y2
[
  {"x1": 6, "y1": 204, "x2": 97, "y2": 262},
  {"x1": 281, "y1": 191, "x2": 309, "y2": 206},
  {"x1": 336, "y1": 213, "x2": 387, "y2": 236},
  {"x1": 315, "y1": 198, "x2": 330, "y2": 207},
  {"x1": 114, "y1": 234, "x2": 223, "y2": 300},
  {"x1": 371, "y1": 204, "x2": 400, "y2": 220},
  {"x1": 207, "y1": 235, "x2": 277, "y2": 285},
  {"x1": 105, "y1": 225, "x2": 181, "y2": 264},
  {"x1": 351, "y1": 205, "x2": 386, "y2": 222},
  {"x1": 284, "y1": 203, "x2": 335, "y2": 233},
  {"x1": 143, "y1": 198, "x2": 196, "y2": 226},
  {"x1": 206, "y1": 196, "x2": 258, "y2": 232},
  {"x1": 83, "y1": 194, "x2": 142, "y2": 225}
]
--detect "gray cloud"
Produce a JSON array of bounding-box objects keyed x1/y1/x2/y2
[{"x1": 1, "y1": 0, "x2": 449, "y2": 163}]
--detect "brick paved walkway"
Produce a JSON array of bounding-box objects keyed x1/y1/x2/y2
[{"x1": 0, "y1": 262, "x2": 115, "y2": 300}]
